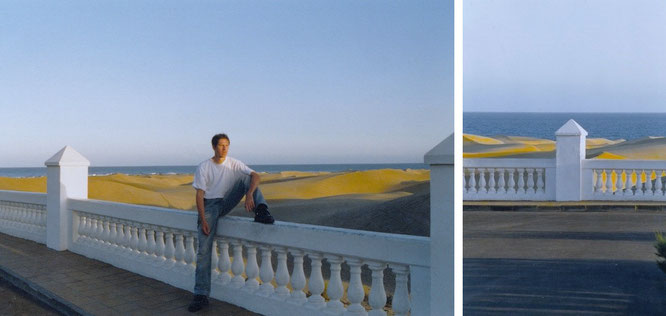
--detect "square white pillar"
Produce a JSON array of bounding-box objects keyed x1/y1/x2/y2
[
  {"x1": 45, "y1": 146, "x2": 89, "y2": 251},
  {"x1": 555, "y1": 120, "x2": 587, "y2": 201},
  {"x1": 425, "y1": 134, "x2": 454, "y2": 316}
]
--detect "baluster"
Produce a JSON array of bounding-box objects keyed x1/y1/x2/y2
[
  {"x1": 18, "y1": 209, "x2": 26, "y2": 229},
  {"x1": 108, "y1": 221, "x2": 119, "y2": 252},
  {"x1": 289, "y1": 249, "x2": 307, "y2": 304},
  {"x1": 76, "y1": 215, "x2": 86, "y2": 243},
  {"x1": 636, "y1": 170, "x2": 646, "y2": 196},
  {"x1": 146, "y1": 226, "x2": 157, "y2": 261},
  {"x1": 211, "y1": 237, "x2": 220, "y2": 279},
  {"x1": 498, "y1": 168, "x2": 507, "y2": 194},
  {"x1": 606, "y1": 169, "x2": 614, "y2": 195},
  {"x1": 26, "y1": 209, "x2": 35, "y2": 231},
  {"x1": 230, "y1": 240, "x2": 245, "y2": 288},
  {"x1": 91, "y1": 217, "x2": 102, "y2": 245},
  {"x1": 463, "y1": 169, "x2": 468, "y2": 193},
  {"x1": 101, "y1": 217, "x2": 111, "y2": 249},
  {"x1": 623, "y1": 170, "x2": 632, "y2": 196},
  {"x1": 526, "y1": 168, "x2": 535, "y2": 193},
  {"x1": 258, "y1": 245, "x2": 275, "y2": 296},
  {"x1": 85, "y1": 214, "x2": 94, "y2": 244},
  {"x1": 77, "y1": 215, "x2": 88, "y2": 244},
  {"x1": 468, "y1": 169, "x2": 477, "y2": 194},
  {"x1": 488, "y1": 168, "x2": 497, "y2": 194},
  {"x1": 217, "y1": 239, "x2": 232, "y2": 284},
  {"x1": 115, "y1": 221, "x2": 126, "y2": 253},
  {"x1": 650, "y1": 170, "x2": 660, "y2": 196},
  {"x1": 324, "y1": 255, "x2": 345, "y2": 314},
  {"x1": 390, "y1": 264, "x2": 411, "y2": 316},
  {"x1": 174, "y1": 232, "x2": 186, "y2": 271},
  {"x1": 367, "y1": 261, "x2": 388, "y2": 316},
  {"x1": 154, "y1": 230, "x2": 166, "y2": 267},
  {"x1": 184, "y1": 232, "x2": 197, "y2": 273},
  {"x1": 273, "y1": 247, "x2": 291, "y2": 300},
  {"x1": 345, "y1": 258, "x2": 367, "y2": 316},
  {"x1": 306, "y1": 252, "x2": 326, "y2": 309},
  {"x1": 120, "y1": 222, "x2": 131, "y2": 254},
  {"x1": 654, "y1": 170, "x2": 664, "y2": 196},
  {"x1": 478, "y1": 169, "x2": 487, "y2": 193},
  {"x1": 164, "y1": 230, "x2": 176, "y2": 268},
  {"x1": 243, "y1": 242, "x2": 260, "y2": 292},
  {"x1": 130, "y1": 224, "x2": 141, "y2": 258},
  {"x1": 646, "y1": 170, "x2": 654, "y2": 195},
  {"x1": 113, "y1": 221, "x2": 126, "y2": 254},
  {"x1": 595, "y1": 170, "x2": 604, "y2": 194},
  {"x1": 102, "y1": 218, "x2": 112, "y2": 249},
  {"x1": 507, "y1": 169, "x2": 516, "y2": 194},
  {"x1": 118, "y1": 220, "x2": 128, "y2": 253},
  {"x1": 138, "y1": 225, "x2": 148, "y2": 257},
  {"x1": 615, "y1": 170, "x2": 624, "y2": 195},
  {"x1": 517, "y1": 168, "x2": 526, "y2": 193}
]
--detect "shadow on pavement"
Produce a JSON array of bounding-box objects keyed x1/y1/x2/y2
[{"x1": 464, "y1": 258, "x2": 666, "y2": 315}]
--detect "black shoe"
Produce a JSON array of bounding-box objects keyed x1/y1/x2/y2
[
  {"x1": 188, "y1": 295, "x2": 209, "y2": 312},
  {"x1": 254, "y1": 204, "x2": 275, "y2": 224}
]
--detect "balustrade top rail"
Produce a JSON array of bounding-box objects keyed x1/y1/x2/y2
[
  {"x1": 0, "y1": 190, "x2": 46, "y2": 205},
  {"x1": 584, "y1": 159, "x2": 666, "y2": 169},
  {"x1": 69, "y1": 198, "x2": 430, "y2": 267},
  {"x1": 463, "y1": 158, "x2": 555, "y2": 168}
]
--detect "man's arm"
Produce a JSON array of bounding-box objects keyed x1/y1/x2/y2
[
  {"x1": 196, "y1": 189, "x2": 210, "y2": 235},
  {"x1": 244, "y1": 172, "x2": 261, "y2": 212}
]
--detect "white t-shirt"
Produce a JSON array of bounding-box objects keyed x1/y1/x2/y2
[{"x1": 192, "y1": 157, "x2": 254, "y2": 199}]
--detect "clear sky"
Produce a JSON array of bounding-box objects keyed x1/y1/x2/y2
[
  {"x1": 0, "y1": 1, "x2": 452, "y2": 167},
  {"x1": 464, "y1": 0, "x2": 666, "y2": 113}
]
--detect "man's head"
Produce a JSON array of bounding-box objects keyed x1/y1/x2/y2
[{"x1": 211, "y1": 133, "x2": 230, "y2": 158}]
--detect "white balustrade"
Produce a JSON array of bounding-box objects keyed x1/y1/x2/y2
[
  {"x1": 0, "y1": 193, "x2": 47, "y2": 244},
  {"x1": 0, "y1": 196, "x2": 429, "y2": 316},
  {"x1": 463, "y1": 159, "x2": 555, "y2": 200},
  {"x1": 583, "y1": 161, "x2": 666, "y2": 200}
]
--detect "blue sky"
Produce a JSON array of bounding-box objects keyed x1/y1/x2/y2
[
  {"x1": 0, "y1": 1, "x2": 452, "y2": 167},
  {"x1": 464, "y1": 0, "x2": 666, "y2": 113}
]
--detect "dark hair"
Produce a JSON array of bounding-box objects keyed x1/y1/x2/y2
[{"x1": 211, "y1": 134, "x2": 230, "y2": 147}]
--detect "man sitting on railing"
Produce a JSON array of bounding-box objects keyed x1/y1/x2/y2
[{"x1": 188, "y1": 133, "x2": 275, "y2": 312}]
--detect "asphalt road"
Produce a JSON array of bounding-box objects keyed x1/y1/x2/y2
[{"x1": 464, "y1": 210, "x2": 666, "y2": 315}]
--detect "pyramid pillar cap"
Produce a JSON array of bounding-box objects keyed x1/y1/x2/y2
[
  {"x1": 424, "y1": 133, "x2": 454, "y2": 165},
  {"x1": 555, "y1": 119, "x2": 588, "y2": 137},
  {"x1": 44, "y1": 146, "x2": 90, "y2": 167}
]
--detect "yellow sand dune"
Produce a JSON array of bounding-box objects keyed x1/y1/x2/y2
[
  {"x1": 463, "y1": 134, "x2": 555, "y2": 158},
  {"x1": 595, "y1": 152, "x2": 627, "y2": 160},
  {"x1": 0, "y1": 169, "x2": 430, "y2": 211},
  {"x1": 463, "y1": 133, "x2": 631, "y2": 159}
]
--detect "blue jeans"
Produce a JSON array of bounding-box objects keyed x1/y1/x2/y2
[{"x1": 193, "y1": 175, "x2": 268, "y2": 296}]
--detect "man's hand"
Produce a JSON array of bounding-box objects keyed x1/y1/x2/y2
[
  {"x1": 245, "y1": 194, "x2": 255, "y2": 212},
  {"x1": 201, "y1": 219, "x2": 211, "y2": 236},
  {"x1": 244, "y1": 172, "x2": 260, "y2": 212}
]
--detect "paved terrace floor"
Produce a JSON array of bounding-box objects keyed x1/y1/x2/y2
[
  {"x1": 0, "y1": 232, "x2": 258, "y2": 316},
  {"x1": 464, "y1": 208, "x2": 666, "y2": 315}
]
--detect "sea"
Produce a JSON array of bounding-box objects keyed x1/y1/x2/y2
[
  {"x1": 464, "y1": 112, "x2": 666, "y2": 141},
  {"x1": 0, "y1": 163, "x2": 429, "y2": 178}
]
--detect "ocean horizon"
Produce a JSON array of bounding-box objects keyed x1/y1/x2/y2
[
  {"x1": 0, "y1": 163, "x2": 429, "y2": 178},
  {"x1": 464, "y1": 112, "x2": 666, "y2": 141}
]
